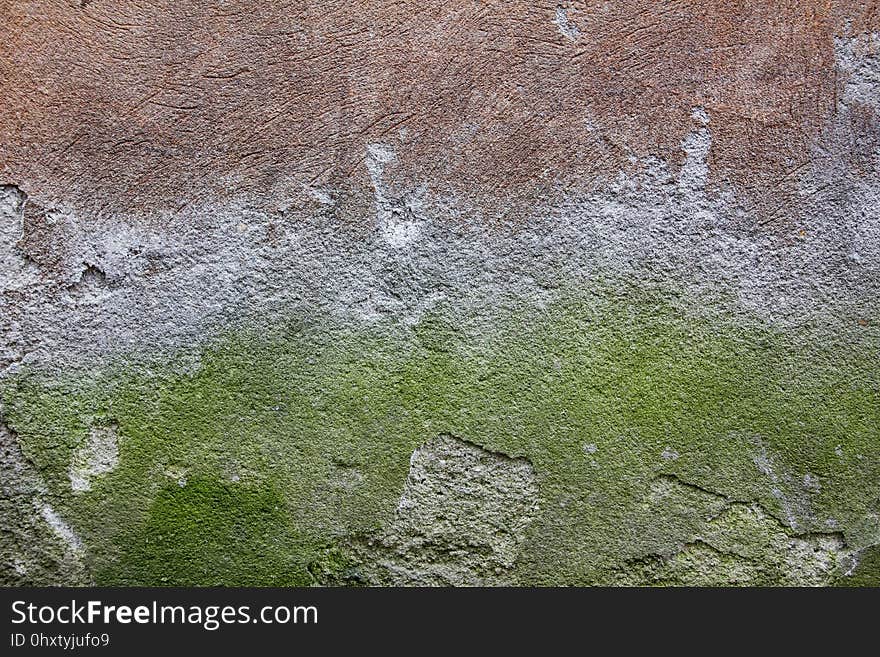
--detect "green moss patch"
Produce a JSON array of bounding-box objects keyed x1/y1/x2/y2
[
  {"x1": 104, "y1": 477, "x2": 309, "y2": 586},
  {"x1": 2, "y1": 291, "x2": 878, "y2": 585}
]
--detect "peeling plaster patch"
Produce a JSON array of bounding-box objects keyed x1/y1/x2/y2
[
  {"x1": 304, "y1": 186, "x2": 334, "y2": 206},
  {"x1": 69, "y1": 423, "x2": 120, "y2": 493},
  {"x1": 326, "y1": 435, "x2": 539, "y2": 585},
  {"x1": 835, "y1": 32, "x2": 880, "y2": 111},
  {"x1": 692, "y1": 106, "x2": 710, "y2": 126},
  {"x1": 819, "y1": 31, "x2": 880, "y2": 184},
  {"x1": 380, "y1": 211, "x2": 422, "y2": 249},
  {"x1": 611, "y1": 477, "x2": 849, "y2": 586},
  {"x1": 40, "y1": 503, "x2": 84, "y2": 554},
  {"x1": 0, "y1": 185, "x2": 25, "y2": 252},
  {"x1": 679, "y1": 108, "x2": 712, "y2": 192},
  {"x1": 365, "y1": 142, "x2": 423, "y2": 248},
  {"x1": 2, "y1": 420, "x2": 89, "y2": 584},
  {"x1": 753, "y1": 440, "x2": 806, "y2": 531},
  {"x1": 553, "y1": 6, "x2": 580, "y2": 40},
  {"x1": 365, "y1": 143, "x2": 396, "y2": 204},
  {"x1": 0, "y1": 185, "x2": 37, "y2": 292},
  {"x1": 67, "y1": 264, "x2": 113, "y2": 305},
  {"x1": 781, "y1": 531, "x2": 845, "y2": 580}
]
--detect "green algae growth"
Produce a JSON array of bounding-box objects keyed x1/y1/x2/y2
[{"x1": 2, "y1": 293, "x2": 878, "y2": 585}]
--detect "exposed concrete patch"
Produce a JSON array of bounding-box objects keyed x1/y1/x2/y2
[
  {"x1": 679, "y1": 108, "x2": 711, "y2": 192},
  {"x1": 0, "y1": 185, "x2": 40, "y2": 294},
  {"x1": 836, "y1": 32, "x2": 880, "y2": 112},
  {"x1": 316, "y1": 435, "x2": 539, "y2": 586},
  {"x1": 839, "y1": 544, "x2": 880, "y2": 585},
  {"x1": 814, "y1": 31, "x2": 880, "y2": 190},
  {"x1": 607, "y1": 475, "x2": 850, "y2": 586},
  {"x1": 69, "y1": 422, "x2": 120, "y2": 493},
  {"x1": 40, "y1": 503, "x2": 85, "y2": 554},
  {"x1": 0, "y1": 419, "x2": 88, "y2": 584},
  {"x1": 553, "y1": 6, "x2": 580, "y2": 41},
  {"x1": 365, "y1": 143, "x2": 426, "y2": 248},
  {"x1": 750, "y1": 436, "x2": 829, "y2": 534}
]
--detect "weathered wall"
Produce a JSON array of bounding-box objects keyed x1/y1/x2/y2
[{"x1": 1, "y1": 1, "x2": 879, "y2": 586}]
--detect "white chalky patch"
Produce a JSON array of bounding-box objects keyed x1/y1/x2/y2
[{"x1": 69, "y1": 424, "x2": 119, "y2": 493}]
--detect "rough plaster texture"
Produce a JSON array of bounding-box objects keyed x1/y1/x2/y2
[
  {"x1": 312, "y1": 435, "x2": 539, "y2": 586},
  {"x1": 1, "y1": 1, "x2": 879, "y2": 586}
]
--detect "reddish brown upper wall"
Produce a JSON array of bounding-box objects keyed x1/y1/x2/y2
[{"x1": 1, "y1": 1, "x2": 878, "y2": 220}]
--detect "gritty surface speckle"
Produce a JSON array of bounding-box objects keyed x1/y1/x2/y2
[
  {"x1": 314, "y1": 435, "x2": 539, "y2": 586},
  {"x1": 69, "y1": 423, "x2": 120, "y2": 493},
  {"x1": 1, "y1": 3, "x2": 878, "y2": 587}
]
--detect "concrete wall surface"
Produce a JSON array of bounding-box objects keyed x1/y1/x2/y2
[{"x1": 1, "y1": 1, "x2": 879, "y2": 586}]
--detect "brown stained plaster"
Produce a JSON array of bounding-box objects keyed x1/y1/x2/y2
[{"x1": 0, "y1": 1, "x2": 878, "y2": 223}]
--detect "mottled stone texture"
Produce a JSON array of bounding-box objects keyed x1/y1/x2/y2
[
  {"x1": 314, "y1": 435, "x2": 540, "y2": 586},
  {"x1": 1, "y1": 2, "x2": 879, "y2": 586}
]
